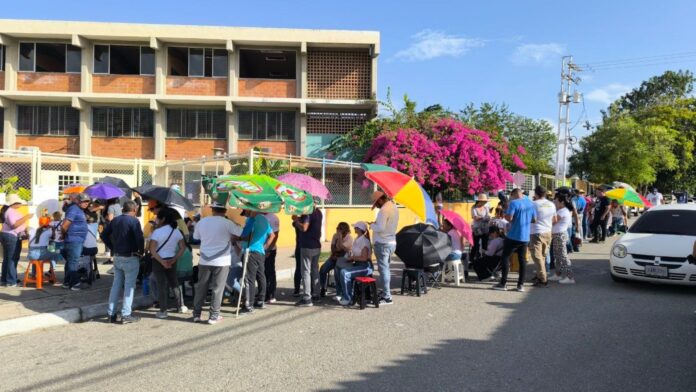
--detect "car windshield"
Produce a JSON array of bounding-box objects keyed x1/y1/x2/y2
[{"x1": 629, "y1": 210, "x2": 696, "y2": 236}]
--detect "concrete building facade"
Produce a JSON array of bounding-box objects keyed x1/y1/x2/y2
[{"x1": 0, "y1": 19, "x2": 379, "y2": 160}]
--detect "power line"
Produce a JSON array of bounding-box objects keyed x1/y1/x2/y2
[{"x1": 578, "y1": 51, "x2": 696, "y2": 67}]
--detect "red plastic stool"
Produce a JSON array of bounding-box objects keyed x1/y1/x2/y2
[
  {"x1": 351, "y1": 276, "x2": 379, "y2": 309},
  {"x1": 23, "y1": 260, "x2": 56, "y2": 289}
]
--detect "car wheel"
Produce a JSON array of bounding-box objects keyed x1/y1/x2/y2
[{"x1": 611, "y1": 273, "x2": 628, "y2": 283}]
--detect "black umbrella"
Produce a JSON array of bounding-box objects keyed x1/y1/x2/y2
[
  {"x1": 395, "y1": 223, "x2": 451, "y2": 269},
  {"x1": 98, "y1": 176, "x2": 133, "y2": 199},
  {"x1": 132, "y1": 184, "x2": 195, "y2": 211}
]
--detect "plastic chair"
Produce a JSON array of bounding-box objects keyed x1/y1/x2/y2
[
  {"x1": 23, "y1": 260, "x2": 56, "y2": 289},
  {"x1": 441, "y1": 259, "x2": 464, "y2": 286},
  {"x1": 351, "y1": 276, "x2": 379, "y2": 309},
  {"x1": 401, "y1": 268, "x2": 427, "y2": 296}
]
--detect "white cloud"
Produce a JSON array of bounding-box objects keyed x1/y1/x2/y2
[
  {"x1": 512, "y1": 43, "x2": 565, "y2": 65},
  {"x1": 585, "y1": 83, "x2": 633, "y2": 105},
  {"x1": 393, "y1": 30, "x2": 485, "y2": 62}
]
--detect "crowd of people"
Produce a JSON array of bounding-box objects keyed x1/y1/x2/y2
[{"x1": 0, "y1": 180, "x2": 648, "y2": 325}]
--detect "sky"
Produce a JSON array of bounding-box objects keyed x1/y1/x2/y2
[{"x1": 4, "y1": 0, "x2": 696, "y2": 142}]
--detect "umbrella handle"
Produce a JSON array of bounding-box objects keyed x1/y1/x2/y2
[{"x1": 235, "y1": 248, "x2": 250, "y2": 319}]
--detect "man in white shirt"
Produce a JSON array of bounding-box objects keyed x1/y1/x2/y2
[
  {"x1": 646, "y1": 188, "x2": 663, "y2": 207},
  {"x1": 369, "y1": 191, "x2": 399, "y2": 305},
  {"x1": 529, "y1": 186, "x2": 555, "y2": 287},
  {"x1": 191, "y1": 202, "x2": 242, "y2": 325}
]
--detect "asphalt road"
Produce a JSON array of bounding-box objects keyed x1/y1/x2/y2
[{"x1": 1, "y1": 239, "x2": 695, "y2": 392}]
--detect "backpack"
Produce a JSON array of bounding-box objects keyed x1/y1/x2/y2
[{"x1": 0, "y1": 205, "x2": 9, "y2": 224}]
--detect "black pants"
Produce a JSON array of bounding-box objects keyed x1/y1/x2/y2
[
  {"x1": 152, "y1": 260, "x2": 182, "y2": 312},
  {"x1": 244, "y1": 251, "x2": 266, "y2": 307},
  {"x1": 591, "y1": 218, "x2": 608, "y2": 242},
  {"x1": 472, "y1": 234, "x2": 488, "y2": 259},
  {"x1": 264, "y1": 249, "x2": 277, "y2": 301},
  {"x1": 500, "y1": 238, "x2": 528, "y2": 287},
  {"x1": 293, "y1": 246, "x2": 301, "y2": 292}
]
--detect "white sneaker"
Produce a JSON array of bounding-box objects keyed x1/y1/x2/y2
[
  {"x1": 333, "y1": 296, "x2": 342, "y2": 302},
  {"x1": 548, "y1": 274, "x2": 562, "y2": 282},
  {"x1": 559, "y1": 277, "x2": 576, "y2": 284},
  {"x1": 339, "y1": 299, "x2": 351, "y2": 306},
  {"x1": 155, "y1": 311, "x2": 168, "y2": 319},
  {"x1": 177, "y1": 306, "x2": 188, "y2": 313}
]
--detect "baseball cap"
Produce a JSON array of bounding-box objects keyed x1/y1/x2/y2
[{"x1": 353, "y1": 221, "x2": 368, "y2": 232}]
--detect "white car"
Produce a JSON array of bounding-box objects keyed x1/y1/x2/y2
[{"x1": 610, "y1": 204, "x2": 696, "y2": 285}]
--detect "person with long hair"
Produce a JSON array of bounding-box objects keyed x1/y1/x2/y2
[
  {"x1": 338, "y1": 222, "x2": 373, "y2": 306},
  {"x1": 471, "y1": 194, "x2": 491, "y2": 260},
  {"x1": 149, "y1": 207, "x2": 187, "y2": 319},
  {"x1": 549, "y1": 194, "x2": 575, "y2": 284},
  {"x1": 319, "y1": 222, "x2": 353, "y2": 298}
]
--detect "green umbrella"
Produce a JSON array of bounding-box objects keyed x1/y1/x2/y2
[{"x1": 202, "y1": 174, "x2": 314, "y2": 215}]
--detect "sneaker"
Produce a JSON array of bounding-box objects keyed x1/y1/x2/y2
[
  {"x1": 253, "y1": 301, "x2": 266, "y2": 309},
  {"x1": 295, "y1": 298, "x2": 314, "y2": 307},
  {"x1": 192, "y1": 314, "x2": 202, "y2": 323},
  {"x1": 103, "y1": 259, "x2": 113, "y2": 265},
  {"x1": 320, "y1": 288, "x2": 327, "y2": 298},
  {"x1": 207, "y1": 315, "x2": 223, "y2": 325},
  {"x1": 292, "y1": 290, "x2": 302, "y2": 297},
  {"x1": 177, "y1": 306, "x2": 189, "y2": 313},
  {"x1": 548, "y1": 274, "x2": 562, "y2": 282},
  {"x1": 532, "y1": 281, "x2": 548, "y2": 288},
  {"x1": 108, "y1": 314, "x2": 120, "y2": 324},
  {"x1": 514, "y1": 286, "x2": 525, "y2": 292},
  {"x1": 70, "y1": 283, "x2": 81, "y2": 291},
  {"x1": 378, "y1": 297, "x2": 393, "y2": 305},
  {"x1": 266, "y1": 297, "x2": 277, "y2": 304},
  {"x1": 5, "y1": 283, "x2": 18, "y2": 288},
  {"x1": 333, "y1": 295, "x2": 342, "y2": 302},
  {"x1": 339, "y1": 298, "x2": 351, "y2": 306},
  {"x1": 155, "y1": 311, "x2": 168, "y2": 319},
  {"x1": 491, "y1": 284, "x2": 507, "y2": 291},
  {"x1": 62, "y1": 282, "x2": 70, "y2": 289},
  {"x1": 311, "y1": 295, "x2": 320, "y2": 301},
  {"x1": 121, "y1": 315, "x2": 141, "y2": 324},
  {"x1": 559, "y1": 277, "x2": 576, "y2": 284},
  {"x1": 240, "y1": 306, "x2": 255, "y2": 314}
]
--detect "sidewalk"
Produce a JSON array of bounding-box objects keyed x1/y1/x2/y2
[{"x1": 0, "y1": 244, "x2": 327, "y2": 337}]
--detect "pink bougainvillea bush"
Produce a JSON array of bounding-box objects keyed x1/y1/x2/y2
[{"x1": 364, "y1": 118, "x2": 526, "y2": 195}]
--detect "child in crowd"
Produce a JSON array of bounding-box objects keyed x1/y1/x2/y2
[
  {"x1": 28, "y1": 216, "x2": 61, "y2": 277},
  {"x1": 483, "y1": 226, "x2": 504, "y2": 280},
  {"x1": 489, "y1": 206, "x2": 509, "y2": 236},
  {"x1": 49, "y1": 211, "x2": 65, "y2": 270}
]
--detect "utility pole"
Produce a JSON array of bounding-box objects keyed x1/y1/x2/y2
[{"x1": 554, "y1": 56, "x2": 582, "y2": 188}]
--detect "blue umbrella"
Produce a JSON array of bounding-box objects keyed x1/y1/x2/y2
[{"x1": 85, "y1": 183, "x2": 125, "y2": 200}]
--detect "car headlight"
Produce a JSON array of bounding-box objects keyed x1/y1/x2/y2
[{"x1": 612, "y1": 244, "x2": 627, "y2": 258}]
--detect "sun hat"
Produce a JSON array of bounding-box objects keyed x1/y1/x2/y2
[
  {"x1": 371, "y1": 191, "x2": 386, "y2": 209},
  {"x1": 475, "y1": 193, "x2": 489, "y2": 202},
  {"x1": 210, "y1": 201, "x2": 227, "y2": 209},
  {"x1": 353, "y1": 221, "x2": 368, "y2": 233},
  {"x1": 76, "y1": 193, "x2": 91, "y2": 203},
  {"x1": 6, "y1": 194, "x2": 27, "y2": 206}
]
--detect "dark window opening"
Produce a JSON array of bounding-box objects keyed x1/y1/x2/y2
[
  {"x1": 239, "y1": 49, "x2": 296, "y2": 79},
  {"x1": 166, "y1": 108, "x2": 226, "y2": 139},
  {"x1": 94, "y1": 45, "x2": 109, "y2": 74},
  {"x1": 140, "y1": 47, "x2": 155, "y2": 75},
  {"x1": 168, "y1": 47, "x2": 188, "y2": 76},
  {"x1": 169, "y1": 47, "x2": 227, "y2": 77},
  {"x1": 0, "y1": 45, "x2": 5, "y2": 71},
  {"x1": 238, "y1": 110, "x2": 295, "y2": 140},
  {"x1": 18, "y1": 43, "x2": 81, "y2": 73},
  {"x1": 94, "y1": 45, "x2": 152, "y2": 75},
  {"x1": 0, "y1": 108, "x2": 4, "y2": 134},
  {"x1": 17, "y1": 105, "x2": 79, "y2": 136},
  {"x1": 92, "y1": 107, "x2": 154, "y2": 137}
]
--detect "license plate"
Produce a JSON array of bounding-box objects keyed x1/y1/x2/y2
[{"x1": 645, "y1": 265, "x2": 669, "y2": 278}]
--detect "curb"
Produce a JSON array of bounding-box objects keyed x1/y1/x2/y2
[{"x1": 0, "y1": 267, "x2": 297, "y2": 337}]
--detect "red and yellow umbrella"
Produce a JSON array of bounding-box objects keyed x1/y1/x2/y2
[
  {"x1": 361, "y1": 163, "x2": 439, "y2": 227},
  {"x1": 63, "y1": 184, "x2": 87, "y2": 194}
]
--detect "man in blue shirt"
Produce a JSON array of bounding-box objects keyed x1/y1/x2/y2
[
  {"x1": 493, "y1": 188, "x2": 537, "y2": 292},
  {"x1": 61, "y1": 193, "x2": 90, "y2": 290},
  {"x1": 240, "y1": 210, "x2": 275, "y2": 313}
]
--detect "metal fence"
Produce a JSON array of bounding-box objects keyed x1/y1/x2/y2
[{"x1": 0, "y1": 148, "x2": 588, "y2": 206}]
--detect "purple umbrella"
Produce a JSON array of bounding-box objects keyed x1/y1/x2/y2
[
  {"x1": 277, "y1": 173, "x2": 332, "y2": 200},
  {"x1": 85, "y1": 183, "x2": 125, "y2": 200}
]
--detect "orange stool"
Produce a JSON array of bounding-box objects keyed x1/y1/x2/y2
[{"x1": 23, "y1": 260, "x2": 56, "y2": 289}]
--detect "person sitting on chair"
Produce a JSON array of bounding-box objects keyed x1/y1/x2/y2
[
  {"x1": 338, "y1": 222, "x2": 373, "y2": 306},
  {"x1": 482, "y1": 226, "x2": 504, "y2": 280},
  {"x1": 319, "y1": 222, "x2": 353, "y2": 298}
]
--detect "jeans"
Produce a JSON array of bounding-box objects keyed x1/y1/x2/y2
[
  {"x1": 28, "y1": 246, "x2": 63, "y2": 275},
  {"x1": 264, "y1": 249, "x2": 277, "y2": 301},
  {"x1": 227, "y1": 261, "x2": 243, "y2": 294},
  {"x1": 582, "y1": 214, "x2": 590, "y2": 239},
  {"x1": 338, "y1": 262, "x2": 373, "y2": 303},
  {"x1": 152, "y1": 259, "x2": 182, "y2": 312},
  {"x1": 374, "y1": 242, "x2": 396, "y2": 299},
  {"x1": 244, "y1": 251, "x2": 266, "y2": 307},
  {"x1": 301, "y1": 247, "x2": 321, "y2": 300},
  {"x1": 319, "y1": 257, "x2": 337, "y2": 291},
  {"x1": 107, "y1": 256, "x2": 140, "y2": 317},
  {"x1": 609, "y1": 217, "x2": 624, "y2": 235},
  {"x1": 472, "y1": 234, "x2": 488, "y2": 260},
  {"x1": 591, "y1": 218, "x2": 608, "y2": 242},
  {"x1": 194, "y1": 265, "x2": 229, "y2": 318},
  {"x1": 500, "y1": 238, "x2": 528, "y2": 287},
  {"x1": 293, "y1": 246, "x2": 302, "y2": 292},
  {"x1": 0, "y1": 233, "x2": 21, "y2": 285},
  {"x1": 445, "y1": 251, "x2": 463, "y2": 261},
  {"x1": 61, "y1": 241, "x2": 84, "y2": 287}
]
